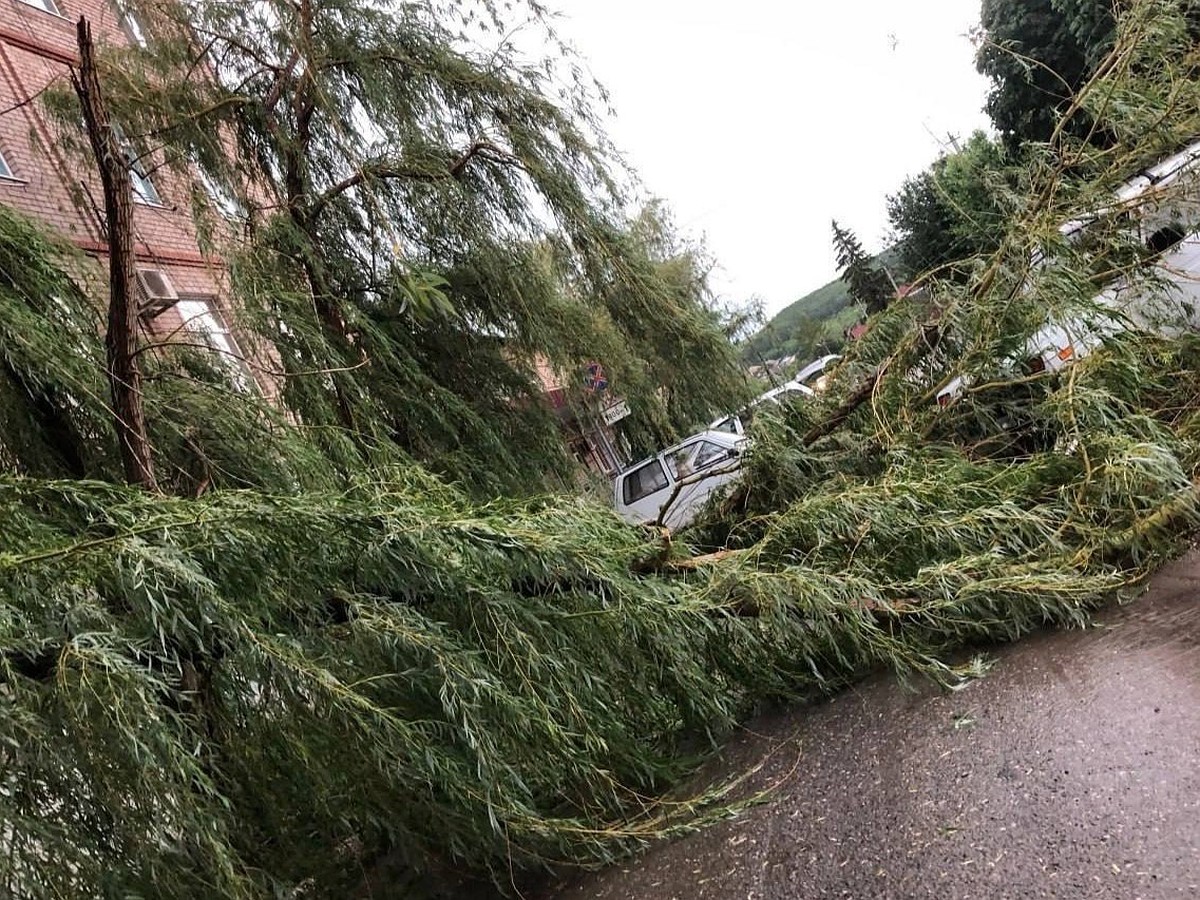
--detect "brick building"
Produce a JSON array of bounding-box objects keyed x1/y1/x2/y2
[
  {"x1": 532, "y1": 356, "x2": 629, "y2": 477},
  {"x1": 0, "y1": 0, "x2": 259, "y2": 388}
]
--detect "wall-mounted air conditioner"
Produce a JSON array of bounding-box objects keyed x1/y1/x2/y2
[{"x1": 136, "y1": 267, "x2": 179, "y2": 317}]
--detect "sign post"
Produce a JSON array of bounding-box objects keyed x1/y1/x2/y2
[
  {"x1": 583, "y1": 362, "x2": 608, "y2": 394},
  {"x1": 601, "y1": 399, "x2": 630, "y2": 426}
]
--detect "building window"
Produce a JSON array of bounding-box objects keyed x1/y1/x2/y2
[
  {"x1": 17, "y1": 0, "x2": 62, "y2": 15},
  {"x1": 0, "y1": 148, "x2": 15, "y2": 181},
  {"x1": 198, "y1": 169, "x2": 245, "y2": 220},
  {"x1": 118, "y1": 5, "x2": 147, "y2": 47},
  {"x1": 106, "y1": 123, "x2": 162, "y2": 205},
  {"x1": 129, "y1": 156, "x2": 162, "y2": 205},
  {"x1": 175, "y1": 296, "x2": 252, "y2": 390}
]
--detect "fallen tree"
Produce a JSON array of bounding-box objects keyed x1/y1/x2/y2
[{"x1": 3, "y1": 1, "x2": 1200, "y2": 897}]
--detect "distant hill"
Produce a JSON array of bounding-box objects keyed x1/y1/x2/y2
[
  {"x1": 740, "y1": 276, "x2": 854, "y2": 364},
  {"x1": 740, "y1": 249, "x2": 899, "y2": 365}
]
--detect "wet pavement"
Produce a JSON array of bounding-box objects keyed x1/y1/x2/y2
[{"x1": 542, "y1": 548, "x2": 1200, "y2": 900}]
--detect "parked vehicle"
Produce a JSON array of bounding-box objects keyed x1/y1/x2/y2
[
  {"x1": 617, "y1": 375, "x2": 817, "y2": 528},
  {"x1": 709, "y1": 379, "x2": 814, "y2": 436},
  {"x1": 935, "y1": 313, "x2": 1122, "y2": 407},
  {"x1": 613, "y1": 430, "x2": 745, "y2": 529},
  {"x1": 938, "y1": 139, "x2": 1200, "y2": 408},
  {"x1": 794, "y1": 354, "x2": 842, "y2": 391}
]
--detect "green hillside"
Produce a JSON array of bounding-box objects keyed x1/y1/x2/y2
[
  {"x1": 740, "y1": 249, "x2": 899, "y2": 364},
  {"x1": 740, "y1": 276, "x2": 853, "y2": 364}
]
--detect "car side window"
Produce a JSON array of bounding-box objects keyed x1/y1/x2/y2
[
  {"x1": 693, "y1": 441, "x2": 731, "y2": 470},
  {"x1": 665, "y1": 444, "x2": 700, "y2": 480},
  {"x1": 623, "y1": 459, "x2": 669, "y2": 504}
]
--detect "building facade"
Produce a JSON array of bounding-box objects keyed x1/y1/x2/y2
[
  {"x1": 0, "y1": 0, "x2": 257, "y2": 386},
  {"x1": 533, "y1": 356, "x2": 629, "y2": 477}
]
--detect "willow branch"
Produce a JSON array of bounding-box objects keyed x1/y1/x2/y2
[{"x1": 307, "y1": 140, "x2": 522, "y2": 218}]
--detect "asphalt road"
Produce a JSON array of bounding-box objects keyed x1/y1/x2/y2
[{"x1": 541, "y1": 548, "x2": 1200, "y2": 900}]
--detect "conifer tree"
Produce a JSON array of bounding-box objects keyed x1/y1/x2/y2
[{"x1": 831, "y1": 220, "x2": 893, "y2": 315}]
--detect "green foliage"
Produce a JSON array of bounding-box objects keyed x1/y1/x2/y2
[
  {"x1": 780, "y1": 277, "x2": 855, "y2": 323},
  {"x1": 887, "y1": 131, "x2": 1019, "y2": 281},
  {"x1": 0, "y1": 204, "x2": 325, "y2": 494},
  {"x1": 5, "y1": 422, "x2": 1188, "y2": 896},
  {"x1": 977, "y1": 0, "x2": 1200, "y2": 151},
  {"x1": 0, "y1": 475, "x2": 730, "y2": 896},
  {"x1": 5, "y1": 2, "x2": 1200, "y2": 898},
  {"x1": 831, "y1": 220, "x2": 893, "y2": 315},
  {"x1": 976, "y1": 0, "x2": 1117, "y2": 148}
]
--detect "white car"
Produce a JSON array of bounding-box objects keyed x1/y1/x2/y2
[
  {"x1": 709, "y1": 379, "x2": 815, "y2": 436},
  {"x1": 613, "y1": 430, "x2": 745, "y2": 529},
  {"x1": 794, "y1": 354, "x2": 842, "y2": 390}
]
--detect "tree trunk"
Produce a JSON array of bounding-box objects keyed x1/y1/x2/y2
[
  {"x1": 278, "y1": 15, "x2": 361, "y2": 436},
  {"x1": 73, "y1": 18, "x2": 157, "y2": 490},
  {"x1": 800, "y1": 362, "x2": 890, "y2": 447}
]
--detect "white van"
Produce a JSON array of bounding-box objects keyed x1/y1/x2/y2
[
  {"x1": 937, "y1": 139, "x2": 1200, "y2": 407},
  {"x1": 613, "y1": 430, "x2": 745, "y2": 529},
  {"x1": 936, "y1": 244, "x2": 1200, "y2": 407}
]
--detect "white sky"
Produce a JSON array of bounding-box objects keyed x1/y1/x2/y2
[{"x1": 546, "y1": 0, "x2": 994, "y2": 315}]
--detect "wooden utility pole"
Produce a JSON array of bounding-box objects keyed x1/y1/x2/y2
[{"x1": 72, "y1": 17, "x2": 157, "y2": 490}]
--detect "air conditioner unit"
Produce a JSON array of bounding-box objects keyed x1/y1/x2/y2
[{"x1": 136, "y1": 267, "x2": 179, "y2": 317}]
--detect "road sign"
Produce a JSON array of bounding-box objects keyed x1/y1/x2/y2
[
  {"x1": 584, "y1": 362, "x2": 608, "y2": 393},
  {"x1": 601, "y1": 399, "x2": 630, "y2": 426}
]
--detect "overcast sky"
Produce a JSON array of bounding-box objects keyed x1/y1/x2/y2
[{"x1": 545, "y1": 1, "x2": 995, "y2": 316}]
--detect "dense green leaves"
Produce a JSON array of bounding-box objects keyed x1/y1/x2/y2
[
  {"x1": 976, "y1": 0, "x2": 1116, "y2": 149},
  {"x1": 886, "y1": 132, "x2": 1018, "y2": 281},
  {"x1": 5, "y1": 1, "x2": 1200, "y2": 898}
]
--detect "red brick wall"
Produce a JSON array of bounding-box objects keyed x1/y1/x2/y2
[{"x1": 0, "y1": 0, "x2": 273, "y2": 393}]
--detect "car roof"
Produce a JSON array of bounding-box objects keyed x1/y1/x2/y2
[
  {"x1": 1059, "y1": 137, "x2": 1200, "y2": 239},
  {"x1": 754, "y1": 380, "x2": 815, "y2": 404},
  {"x1": 617, "y1": 429, "x2": 742, "y2": 476},
  {"x1": 795, "y1": 354, "x2": 841, "y2": 383}
]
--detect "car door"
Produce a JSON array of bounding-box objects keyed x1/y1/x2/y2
[
  {"x1": 616, "y1": 455, "x2": 675, "y2": 525},
  {"x1": 660, "y1": 438, "x2": 741, "y2": 529}
]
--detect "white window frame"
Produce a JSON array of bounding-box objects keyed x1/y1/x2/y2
[
  {"x1": 129, "y1": 155, "x2": 163, "y2": 205},
  {"x1": 106, "y1": 122, "x2": 163, "y2": 206},
  {"x1": 622, "y1": 458, "x2": 668, "y2": 505},
  {"x1": 16, "y1": 0, "x2": 64, "y2": 16},
  {"x1": 117, "y1": 3, "x2": 147, "y2": 47},
  {"x1": 0, "y1": 147, "x2": 17, "y2": 182},
  {"x1": 197, "y1": 168, "x2": 246, "y2": 220},
  {"x1": 175, "y1": 296, "x2": 253, "y2": 391}
]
